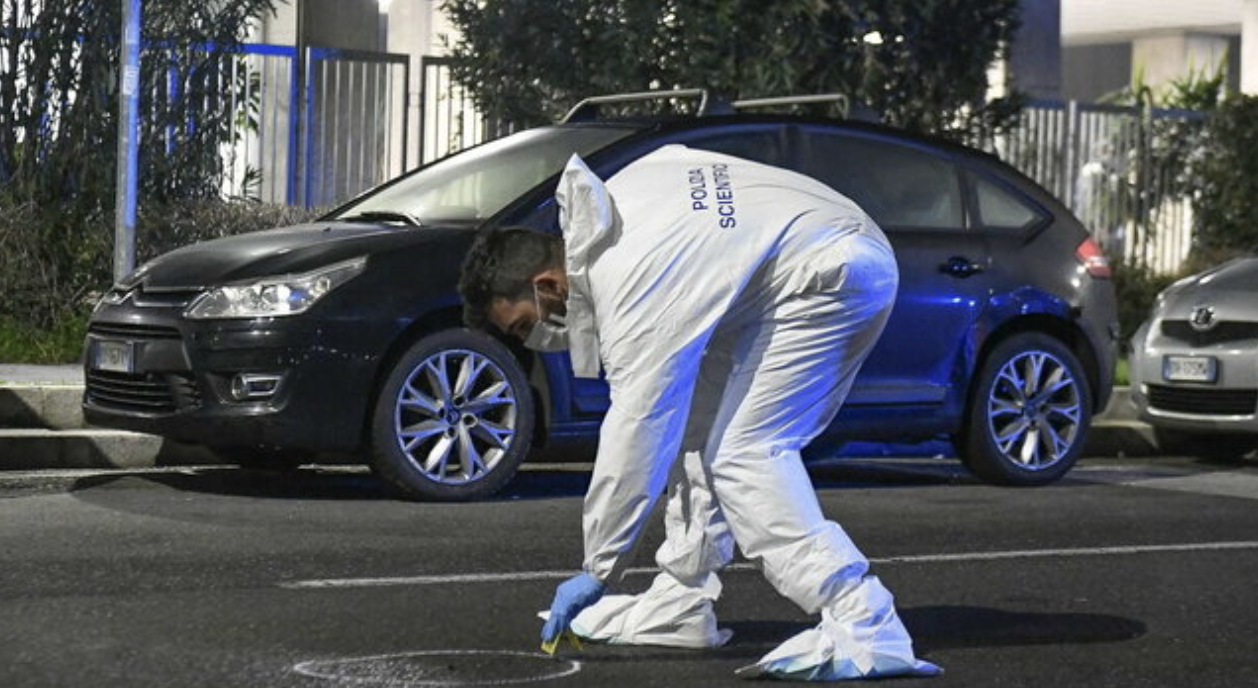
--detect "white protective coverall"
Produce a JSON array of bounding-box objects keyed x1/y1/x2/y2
[{"x1": 555, "y1": 144, "x2": 932, "y2": 678}]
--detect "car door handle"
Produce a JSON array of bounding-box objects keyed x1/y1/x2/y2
[{"x1": 938, "y1": 256, "x2": 985, "y2": 279}]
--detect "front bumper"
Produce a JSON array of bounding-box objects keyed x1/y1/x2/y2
[
  {"x1": 1129, "y1": 318, "x2": 1258, "y2": 433},
  {"x1": 83, "y1": 302, "x2": 379, "y2": 453}
]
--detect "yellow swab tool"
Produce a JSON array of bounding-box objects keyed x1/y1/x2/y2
[{"x1": 540, "y1": 629, "x2": 584, "y2": 657}]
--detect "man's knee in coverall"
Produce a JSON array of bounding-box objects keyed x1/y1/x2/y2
[{"x1": 459, "y1": 144, "x2": 940, "y2": 680}]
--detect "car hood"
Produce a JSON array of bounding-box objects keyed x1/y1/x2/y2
[
  {"x1": 120, "y1": 222, "x2": 462, "y2": 290},
  {"x1": 1160, "y1": 256, "x2": 1258, "y2": 320}
]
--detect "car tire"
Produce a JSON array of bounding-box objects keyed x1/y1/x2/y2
[
  {"x1": 1154, "y1": 427, "x2": 1255, "y2": 462},
  {"x1": 961, "y1": 332, "x2": 1092, "y2": 486},
  {"x1": 370, "y1": 329, "x2": 535, "y2": 501}
]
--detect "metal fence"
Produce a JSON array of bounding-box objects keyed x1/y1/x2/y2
[
  {"x1": 418, "y1": 57, "x2": 513, "y2": 165},
  {"x1": 221, "y1": 56, "x2": 1203, "y2": 274},
  {"x1": 986, "y1": 100, "x2": 1205, "y2": 274},
  {"x1": 217, "y1": 43, "x2": 409, "y2": 208},
  {"x1": 220, "y1": 44, "x2": 299, "y2": 205},
  {"x1": 302, "y1": 47, "x2": 409, "y2": 207},
  {"x1": 400, "y1": 85, "x2": 1205, "y2": 274}
]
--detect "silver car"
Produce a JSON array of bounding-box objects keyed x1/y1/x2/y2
[{"x1": 1129, "y1": 254, "x2": 1258, "y2": 459}]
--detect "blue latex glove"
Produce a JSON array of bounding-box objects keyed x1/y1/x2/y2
[{"x1": 540, "y1": 572, "x2": 605, "y2": 643}]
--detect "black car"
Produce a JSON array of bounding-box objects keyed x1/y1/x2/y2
[{"x1": 84, "y1": 92, "x2": 1119, "y2": 500}]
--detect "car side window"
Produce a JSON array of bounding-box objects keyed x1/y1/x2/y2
[
  {"x1": 514, "y1": 128, "x2": 786, "y2": 232},
  {"x1": 973, "y1": 175, "x2": 1046, "y2": 230},
  {"x1": 670, "y1": 128, "x2": 787, "y2": 168},
  {"x1": 799, "y1": 130, "x2": 965, "y2": 230}
]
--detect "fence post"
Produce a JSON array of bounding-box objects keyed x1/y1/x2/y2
[
  {"x1": 1064, "y1": 100, "x2": 1079, "y2": 216},
  {"x1": 113, "y1": 0, "x2": 142, "y2": 282},
  {"x1": 303, "y1": 47, "x2": 318, "y2": 207},
  {"x1": 400, "y1": 58, "x2": 410, "y2": 172},
  {"x1": 1137, "y1": 103, "x2": 1153, "y2": 268},
  {"x1": 286, "y1": 49, "x2": 300, "y2": 205}
]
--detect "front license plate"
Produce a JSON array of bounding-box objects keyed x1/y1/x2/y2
[
  {"x1": 93, "y1": 339, "x2": 135, "y2": 373},
  {"x1": 1163, "y1": 355, "x2": 1217, "y2": 383}
]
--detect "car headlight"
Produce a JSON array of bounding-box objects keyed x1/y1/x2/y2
[{"x1": 184, "y1": 257, "x2": 367, "y2": 320}]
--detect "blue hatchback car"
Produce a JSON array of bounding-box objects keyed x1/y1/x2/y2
[{"x1": 84, "y1": 93, "x2": 1119, "y2": 500}]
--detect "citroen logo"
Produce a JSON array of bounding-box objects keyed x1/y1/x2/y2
[{"x1": 1189, "y1": 305, "x2": 1217, "y2": 332}]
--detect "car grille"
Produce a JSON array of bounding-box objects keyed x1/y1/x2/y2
[
  {"x1": 86, "y1": 322, "x2": 198, "y2": 413},
  {"x1": 88, "y1": 323, "x2": 182, "y2": 340},
  {"x1": 1161, "y1": 320, "x2": 1258, "y2": 346},
  {"x1": 86, "y1": 371, "x2": 201, "y2": 414},
  {"x1": 1146, "y1": 384, "x2": 1258, "y2": 416}
]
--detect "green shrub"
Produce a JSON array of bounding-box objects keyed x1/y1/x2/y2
[
  {"x1": 0, "y1": 314, "x2": 89, "y2": 365},
  {"x1": 0, "y1": 202, "x2": 109, "y2": 330},
  {"x1": 444, "y1": 0, "x2": 1023, "y2": 140},
  {"x1": 1111, "y1": 259, "x2": 1182, "y2": 347},
  {"x1": 1192, "y1": 94, "x2": 1258, "y2": 255},
  {"x1": 1, "y1": 1, "x2": 278, "y2": 212}
]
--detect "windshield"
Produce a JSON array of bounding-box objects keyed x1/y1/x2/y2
[{"x1": 333, "y1": 126, "x2": 638, "y2": 224}]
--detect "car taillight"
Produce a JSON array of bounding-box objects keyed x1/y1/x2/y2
[{"x1": 1075, "y1": 238, "x2": 1112, "y2": 279}]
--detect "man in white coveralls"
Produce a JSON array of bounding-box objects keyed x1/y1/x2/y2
[{"x1": 458, "y1": 144, "x2": 940, "y2": 681}]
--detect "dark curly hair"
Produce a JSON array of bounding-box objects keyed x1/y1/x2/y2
[{"x1": 459, "y1": 227, "x2": 564, "y2": 332}]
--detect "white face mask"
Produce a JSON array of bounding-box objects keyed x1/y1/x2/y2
[{"x1": 523, "y1": 284, "x2": 569, "y2": 352}]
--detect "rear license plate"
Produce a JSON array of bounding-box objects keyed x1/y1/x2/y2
[
  {"x1": 1163, "y1": 355, "x2": 1217, "y2": 383},
  {"x1": 93, "y1": 339, "x2": 135, "y2": 373}
]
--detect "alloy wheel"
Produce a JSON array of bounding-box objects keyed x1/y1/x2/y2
[
  {"x1": 985, "y1": 350, "x2": 1083, "y2": 471},
  {"x1": 393, "y1": 349, "x2": 518, "y2": 485}
]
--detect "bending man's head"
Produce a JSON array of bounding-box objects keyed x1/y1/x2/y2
[{"x1": 459, "y1": 227, "x2": 568, "y2": 341}]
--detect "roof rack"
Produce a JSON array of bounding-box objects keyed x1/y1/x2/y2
[
  {"x1": 562, "y1": 89, "x2": 720, "y2": 123},
  {"x1": 734, "y1": 93, "x2": 881, "y2": 123},
  {"x1": 732, "y1": 93, "x2": 850, "y2": 111}
]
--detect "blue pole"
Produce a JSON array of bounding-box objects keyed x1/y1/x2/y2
[{"x1": 114, "y1": 0, "x2": 141, "y2": 282}]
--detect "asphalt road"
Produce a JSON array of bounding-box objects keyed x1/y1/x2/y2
[{"x1": 1, "y1": 454, "x2": 1256, "y2": 688}]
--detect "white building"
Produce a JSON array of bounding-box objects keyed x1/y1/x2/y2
[{"x1": 1062, "y1": 0, "x2": 1258, "y2": 101}]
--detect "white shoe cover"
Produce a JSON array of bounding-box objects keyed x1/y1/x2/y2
[
  {"x1": 569, "y1": 572, "x2": 733, "y2": 649},
  {"x1": 753, "y1": 576, "x2": 941, "y2": 680}
]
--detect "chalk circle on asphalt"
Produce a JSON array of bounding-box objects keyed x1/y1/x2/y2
[{"x1": 293, "y1": 649, "x2": 582, "y2": 686}]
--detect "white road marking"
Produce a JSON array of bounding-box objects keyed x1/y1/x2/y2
[
  {"x1": 280, "y1": 540, "x2": 1258, "y2": 590},
  {"x1": 281, "y1": 566, "x2": 734, "y2": 589}
]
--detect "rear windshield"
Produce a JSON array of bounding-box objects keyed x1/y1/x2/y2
[{"x1": 332, "y1": 126, "x2": 638, "y2": 224}]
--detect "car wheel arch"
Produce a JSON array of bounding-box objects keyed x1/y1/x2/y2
[
  {"x1": 970, "y1": 314, "x2": 1102, "y2": 416},
  {"x1": 359, "y1": 307, "x2": 461, "y2": 446}
]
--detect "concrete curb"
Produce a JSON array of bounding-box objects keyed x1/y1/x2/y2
[
  {"x1": 0, "y1": 429, "x2": 220, "y2": 470},
  {"x1": 1, "y1": 369, "x2": 222, "y2": 469},
  {"x1": 2, "y1": 367, "x2": 1153, "y2": 470},
  {"x1": 0, "y1": 384, "x2": 86, "y2": 430},
  {"x1": 1086, "y1": 419, "x2": 1158, "y2": 458}
]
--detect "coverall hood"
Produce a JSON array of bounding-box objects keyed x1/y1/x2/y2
[{"x1": 555, "y1": 154, "x2": 620, "y2": 378}]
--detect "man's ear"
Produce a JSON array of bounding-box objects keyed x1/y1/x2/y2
[{"x1": 532, "y1": 268, "x2": 566, "y2": 298}]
